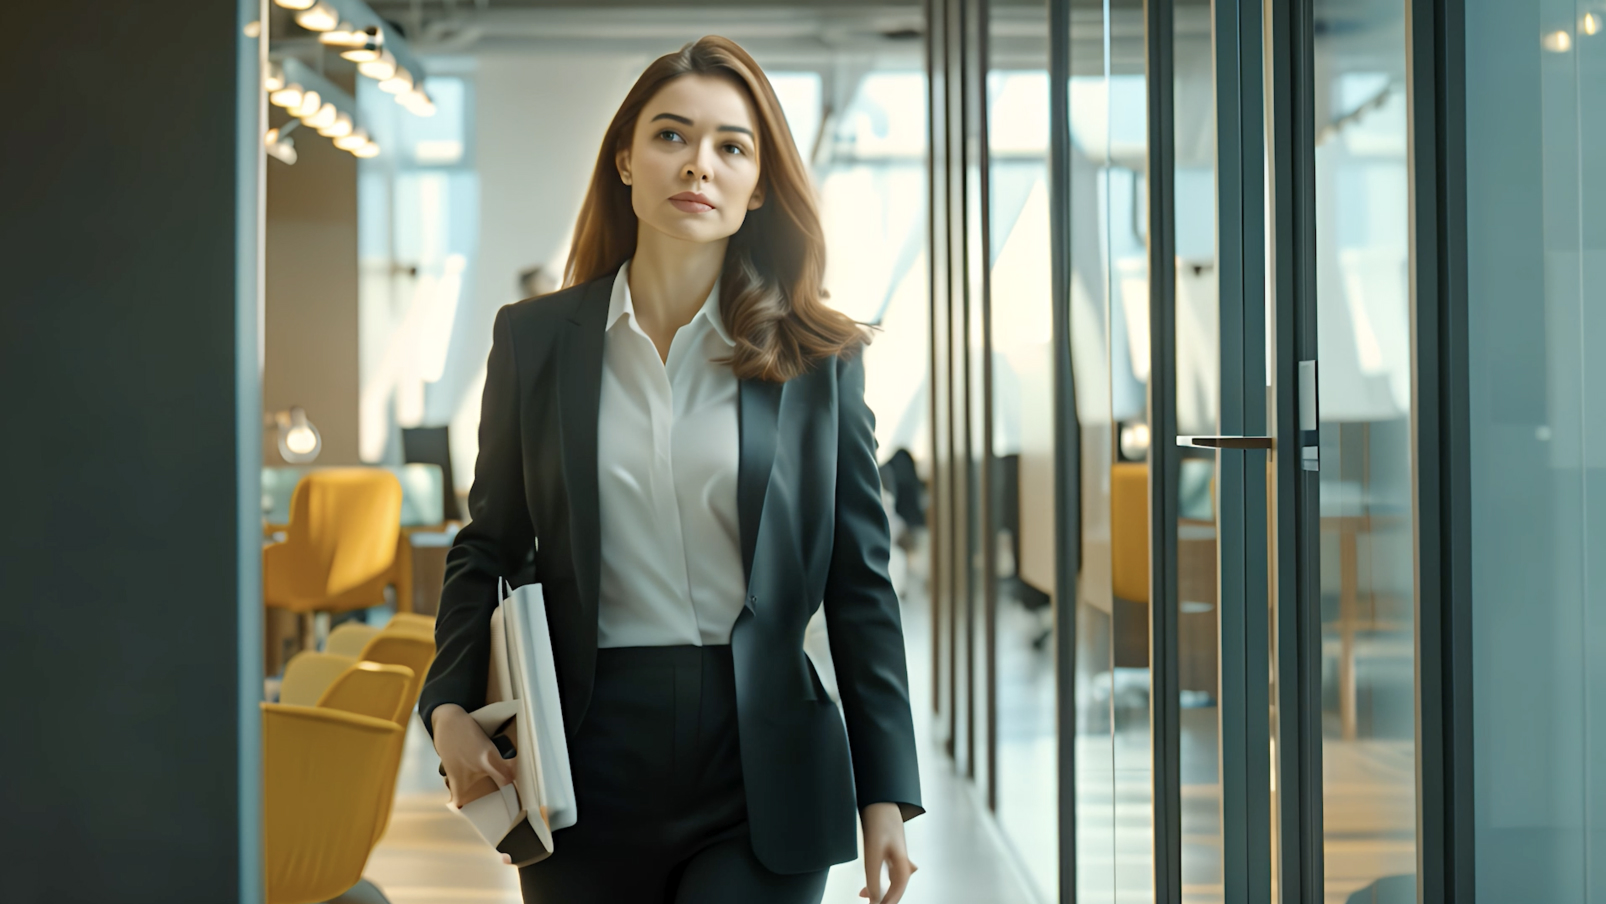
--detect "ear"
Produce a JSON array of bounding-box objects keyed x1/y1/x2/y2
[
  {"x1": 747, "y1": 180, "x2": 765, "y2": 211},
  {"x1": 615, "y1": 147, "x2": 632, "y2": 186}
]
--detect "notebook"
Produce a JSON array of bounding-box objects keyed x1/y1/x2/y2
[{"x1": 449, "y1": 583, "x2": 575, "y2": 866}]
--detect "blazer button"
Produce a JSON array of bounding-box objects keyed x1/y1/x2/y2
[{"x1": 748, "y1": 595, "x2": 757, "y2": 605}]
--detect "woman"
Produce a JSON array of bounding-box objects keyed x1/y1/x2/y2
[{"x1": 418, "y1": 35, "x2": 923, "y2": 904}]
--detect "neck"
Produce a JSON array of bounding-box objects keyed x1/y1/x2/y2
[{"x1": 628, "y1": 226, "x2": 726, "y2": 336}]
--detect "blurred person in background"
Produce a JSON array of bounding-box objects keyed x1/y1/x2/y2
[{"x1": 418, "y1": 35, "x2": 923, "y2": 904}]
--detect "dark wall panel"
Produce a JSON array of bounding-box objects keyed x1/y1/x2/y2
[{"x1": 0, "y1": 2, "x2": 246, "y2": 900}]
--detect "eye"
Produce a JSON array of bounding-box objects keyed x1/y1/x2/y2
[
  {"x1": 723, "y1": 143, "x2": 747, "y2": 156},
  {"x1": 657, "y1": 129, "x2": 684, "y2": 143}
]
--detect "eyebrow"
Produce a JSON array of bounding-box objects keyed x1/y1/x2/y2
[{"x1": 650, "y1": 112, "x2": 755, "y2": 138}]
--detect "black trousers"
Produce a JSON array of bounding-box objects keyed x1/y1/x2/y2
[{"x1": 518, "y1": 645, "x2": 829, "y2": 904}]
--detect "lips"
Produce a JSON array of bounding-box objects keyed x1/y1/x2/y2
[{"x1": 669, "y1": 192, "x2": 715, "y2": 214}]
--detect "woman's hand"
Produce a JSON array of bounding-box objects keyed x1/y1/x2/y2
[
  {"x1": 431, "y1": 704, "x2": 517, "y2": 808},
  {"x1": 859, "y1": 802, "x2": 917, "y2": 904}
]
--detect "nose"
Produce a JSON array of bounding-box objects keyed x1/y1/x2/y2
[{"x1": 683, "y1": 139, "x2": 716, "y2": 183}]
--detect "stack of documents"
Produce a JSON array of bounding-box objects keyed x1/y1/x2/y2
[{"x1": 451, "y1": 583, "x2": 575, "y2": 866}]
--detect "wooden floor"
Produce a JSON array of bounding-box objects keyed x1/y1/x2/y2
[{"x1": 363, "y1": 544, "x2": 1037, "y2": 904}]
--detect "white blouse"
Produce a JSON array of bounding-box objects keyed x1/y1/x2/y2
[{"x1": 594, "y1": 260, "x2": 747, "y2": 648}]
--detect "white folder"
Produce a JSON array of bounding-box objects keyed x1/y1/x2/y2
[{"x1": 452, "y1": 583, "x2": 575, "y2": 865}]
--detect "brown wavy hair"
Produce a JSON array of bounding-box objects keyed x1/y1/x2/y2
[{"x1": 562, "y1": 35, "x2": 865, "y2": 382}]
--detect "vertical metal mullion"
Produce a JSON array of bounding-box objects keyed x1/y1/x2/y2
[
  {"x1": 1217, "y1": 0, "x2": 1272, "y2": 900},
  {"x1": 1214, "y1": 0, "x2": 1251, "y2": 898},
  {"x1": 950, "y1": 0, "x2": 972, "y2": 776},
  {"x1": 1145, "y1": 0, "x2": 1182, "y2": 899},
  {"x1": 931, "y1": 0, "x2": 937, "y2": 728},
  {"x1": 1409, "y1": 0, "x2": 1475, "y2": 899},
  {"x1": 1048, "y1": 0, "x2": 1083, "y2": 895},
  {"x1": 976, "y1": 0, "x2": 998, "y2": 813},
  {"x1": 1267, "y1": 0, "x2": 1322, "y2": 899},
  {"x1": 1238, "y1": 0, "x2": 1273, "y2": 896},
  {"x1": 946, "y1": 0, "x2": 965, "y2": 764}
]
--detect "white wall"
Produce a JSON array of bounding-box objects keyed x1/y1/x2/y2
[{"x1": 441, "y1": 51, "x2": 654, "y2": 489}]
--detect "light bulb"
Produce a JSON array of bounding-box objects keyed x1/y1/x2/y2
[
  {"x1": 303, "y1": 102, "x2": 338, "y2": 130},
  {"x1": 400, "y1": 87, "x2": 435, "y2": 117},
  {"x1": 294, "y1": 1, "x2": 339, "y2": 32},
  {"x1": 1543, "y1": 29, "x2": 1573, "y2": 52},
  {"x1": 319, "y1": 111, "x2": 353, "y2": 138},
  {"x1": 1585, "y1": 13, "x2": 1602, "y2": 35},
  {"x1": 264, "y1": 62, "x2": 285, "y2": 92},
  {"x1": 378, "y1": 68, "x2": 413, "y2": 94},
  {"x1": 1119, "y1": 422, "x2": 1151, "y2": 461},
  {"x1": 334, "y1": 129, "x2": 368, "y2": 151},
  {"x1": 358, "y1": 50, "x2": 397, "y2": 81},
  {"x1": 341, "y1": 41, "x2": 382, "y2": 63},
  {"x1": 269, "y1": 84, "x2": 304, "y2": 109},
  {"x1": 353, "y1": 141, "x2": 380, "y2": 158},
  {"x1": 318, "y1": 28, "x2": 365, "y2": 47},
  {"x1": 275, "y1": 407, "x2": 321, "y2": 463},
  {"x1": 284, "y1": 426, "x2": 317, "y2": 455},
  {"x1": 273, "y1": 0, "x2": 315, "y2": 9},
  {"x1": 291, "y1": 89, "x2": 321, "y2": 119}
]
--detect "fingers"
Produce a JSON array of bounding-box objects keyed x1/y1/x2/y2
[
  {"x1": 883, "y1": 849, "x2": 914, "y2": 904},
  {"x1": 481, "y1": 748, "x2": 517, "y2": 786},
  {"x1": 863, "y1": 849, "x2": 885, "y2": 904},
  {"x1": 499, "y1": 852, "x2": 513, "y2": 866}
]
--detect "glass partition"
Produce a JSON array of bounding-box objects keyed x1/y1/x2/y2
[
  {"x1": 1310, "y1": 2, "x2": 1419, "y2": 900},
  {"x1": 987, "y1": 1, "x2": 1057, "y2": 896},
  {"x1": 1467, "y1": 0, "x2": 1606, "y2": 899}
]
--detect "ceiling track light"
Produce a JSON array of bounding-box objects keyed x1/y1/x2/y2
[
  {"x1": 358, "y1": 49, "x2": 397, "y2": 81},
  {"x1": 271, "y1": 59, "x2": 367, "y2": 154},
  {"x1": 269, "y1": 83, "x2": 304, "y2": 109},
  {"x1": 294, "y1": 0, "x2": 339, "y2": 32},
  {"x1": 333, "y1": 128, "x2": 369, "y2": 151},
  {"x1": 378, "y1": 68, "x2": 413, "y2": 94},
  {"x1": 290, "y1": 88, "x2": 322, "y2": 118},
  {"x1": 303, "y1": 102, "x2": 339, "y2": 130},
  {"x1": 318, "y1": 111, "x2": 354, "y2": 138}
]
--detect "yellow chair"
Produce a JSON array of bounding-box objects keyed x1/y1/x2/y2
[
  {"x1": 325, "y1": 622, "x2": 381, "y2": 658},
  {"x1": 264, "y1": 469, "x2": 404, "y2": 653},
  {"x1": 317, "y1": 661, "x2": 416, "y2": 724},
  {"x1": 278, "y1": 652, "x2": 357, "y2": 707},
  {"x1": 1111, "y1": 462, "x2": 1149, "y2": 603},
  {"x1": 262, "y1": 663, "x2": 410, "y2": 904},
  {"x1": 278, "y1": 624, "x2": 436, "y2": 715},
  {"x1": 386, "y1": 612, "x2": 436, "y2": 637}
]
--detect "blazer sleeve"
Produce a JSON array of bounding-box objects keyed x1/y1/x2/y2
[
  {"x1": 418, "y1": 305, "x2": 536, "y2": 738},
  {"x1": 822, "y1": 352, "x2": 925, "y2": 819}
]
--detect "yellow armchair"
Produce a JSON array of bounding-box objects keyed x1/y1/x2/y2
[
  {"x1": 262, "y1": 704, "x2": 405, "y2": 904},
  {"x1": 264, "y1": 469, "x2": 404, "y2": 653}
]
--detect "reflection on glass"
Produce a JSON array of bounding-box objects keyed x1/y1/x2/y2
[
  {"x1": 1312, "y1": 1, "x2": 1418, "y2": 900},
  {"x1": 1466, "y1": 1, "x2": 1605, "y2": 898},
  {"x1": 1170, "y1": 2, "x2": 1223, "y2": 901},
  {"x1": 986, "y1": 23, "x2": 1058, "y2": 889},
  {"x1": 1069, "y1": 0, "x2": 1149, "y2": 900}
]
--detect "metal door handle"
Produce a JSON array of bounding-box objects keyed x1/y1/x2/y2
[{"x1": 1176, "y1": 435, "x2": 1275, "y2": 450}]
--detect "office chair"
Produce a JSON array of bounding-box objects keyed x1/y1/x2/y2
[{"x1": 264, "y1": 469, "x2": 404, "y2": 654}]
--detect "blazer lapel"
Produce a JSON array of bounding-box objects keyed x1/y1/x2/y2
[
  {"x1": 737, "y1": 378, "x2": 783, "y2": 600},
  {"x1": 557, "y1": 278, "x2": 610, "y2": 634}
]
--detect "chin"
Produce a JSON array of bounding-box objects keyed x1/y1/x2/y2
[{"x1": 648, "y1": 216, "x2": 737, "y2": 246}]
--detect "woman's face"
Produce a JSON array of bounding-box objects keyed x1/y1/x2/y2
[{"x1": 617, "y1": 73, "x2": 765, "y2": 246}]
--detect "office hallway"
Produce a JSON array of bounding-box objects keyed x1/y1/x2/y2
[{"x1": 364, "y1": 538, "x2": 1037, "y2": 904}]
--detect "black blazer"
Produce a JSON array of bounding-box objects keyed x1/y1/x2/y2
[{"x1": 418, "y1": 275, "x2": 923, "y2": 874}]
